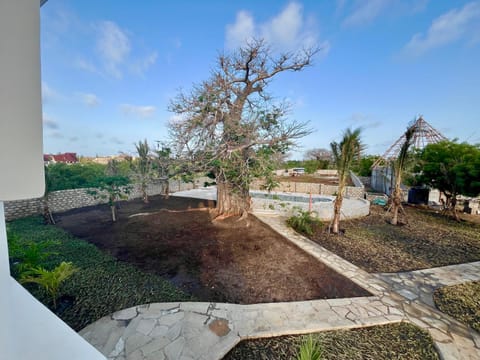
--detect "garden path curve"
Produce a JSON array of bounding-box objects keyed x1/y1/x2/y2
[{"x1": 80, "y1": 197, "x2": 480, "y2": 360}]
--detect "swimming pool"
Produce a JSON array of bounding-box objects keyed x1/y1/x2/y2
[
  {"x1": 250, "y1": 192, "x2": 333, "y2": 203},
  {"x1": 250, "y1": 190, "x2": 370, "y2": 220}
]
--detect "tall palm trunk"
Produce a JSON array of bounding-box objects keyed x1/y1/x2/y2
[
  {"x1": 331, "y1": 187, "x2": 344, "y2": 234},
  {"x1": 390, "y1": 127, "x2": 414, "y2": 225},
  {"x1": 330, "y1": 128, "x2": 363, "y2": 234}
]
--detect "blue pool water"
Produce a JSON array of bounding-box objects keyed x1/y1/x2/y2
[{"x1": 250, "y1": 192, "x2": 332, "y2": 203}]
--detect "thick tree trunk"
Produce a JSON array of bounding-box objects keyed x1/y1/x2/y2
[
  {"x1": 332, "y1": 192, "x2": 343, "y2": 234},
  {"x1": 215, "y1": 181, "x2": 250, "y2": 218}
]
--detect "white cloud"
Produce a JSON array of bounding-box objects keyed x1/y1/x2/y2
[
  {"x1": 96, "y1": 21, "x2": 131, "y2": 78},
  {"x1": 120, "y1": 104, "x2": 156, "y2": 118},
  {"x1": 43, "y1": 115, "x2": 59, "y2": 129},
  {"x1": 42, "y1": 82, "x2": 62, "y2": 103},
  {"x1": 74, "y1": 58, "x2": 100, "y2": 74},
  {"x1": 261, "y1": 3, "x2": 304, "y2": 47},
  {"x1": 110, "y1": 136, "x2": 125, "y2": 145},
  {"x1": 225, "y1": 2, "x2": 325, "y2": 52},
  {"x1": 340, "y1": 0, "x2": 429, "y2": 27},
  {"x1": 402, "y1": 2, "x2": 480, "y2": 57},
  {"x1": 226, "y1": 11, "x2": 256, "y2": 48},
  {"x1": 342, "y1": 0, "x2": 391, "y2": 27},
  {"x1": 49, "y1": 131, "x2": 64, "y2": 139},
  {"x1": 168, "y1": 114, "x2": 186, "y2": 125},
  {"x1": 79, "y1": 93, "x2": 100, "y2": 107},
  {"x1": 131, "y1": 51, "x2": 158, "y2": 76},
  {"x1": 346, "y1": 112, "x2": 382, "y2": 129}
]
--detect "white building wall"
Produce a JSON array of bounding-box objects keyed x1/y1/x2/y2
[{"x1": 0, "y1": 1, "x2": 105, "y2": 359}]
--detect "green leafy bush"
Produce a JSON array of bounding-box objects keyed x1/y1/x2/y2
[
  {"x1": 287, "y1": 210, "x2": 322, "y2": 236},
  {"x1": 7, "y1": 229, "x2": 59, "y2": 276},
  {"x1": 21, "y1": 261, "x2": 78, "y2": 308},
  {"x1": 297, "y1": 335, "x2": 322, "y2": 360},
  {"x1": 8, "y1": 216, "x2": 191, "y2": 330}
]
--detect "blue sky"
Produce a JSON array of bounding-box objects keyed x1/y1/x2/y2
[{"x1": 40, "y1": 0, "x2": 480, "y2": 159}]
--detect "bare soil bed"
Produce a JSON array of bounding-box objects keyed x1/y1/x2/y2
[
  {"x1": 309, "y1": 205, "x2": 480, "y2": 273},
  {"x1": 55, "y1": 195, "x2": 369, "y2": 303}
]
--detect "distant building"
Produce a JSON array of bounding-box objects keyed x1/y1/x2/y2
[
  {"x1": 91, "y1": 154, "x2": 133, "y2": 164},
  {"x1": 43, "y1": 152, "x2": 78, "y2": 165}
]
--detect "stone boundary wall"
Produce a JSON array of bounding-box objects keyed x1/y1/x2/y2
[
  {"x1": 4, "y1": 179, "x2": 199, "y2": 221},
  {"x1": 251, "y1": 176, "x2": 365, "y2": 199},
  {"x1": 315, "y1": 169, "x2": 338, "y2": 176}
]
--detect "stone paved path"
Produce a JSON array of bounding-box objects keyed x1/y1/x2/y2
[
  {"x1": 80, "y1": 212, "x2": 480, "y2": 360},
  {"x1": 377, "y1": 261, "x2": 480, "y2": 307}
]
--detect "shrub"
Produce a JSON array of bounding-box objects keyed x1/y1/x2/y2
[
  {"x1": 287, "y1": 210, "x2": 322, "y2": 236},
  {"x1": 20, "y1": 261, "x2": 78, "y2": 309},
  {"x1": 297, "y1": 335, "x2": 322, "y2": 360}
]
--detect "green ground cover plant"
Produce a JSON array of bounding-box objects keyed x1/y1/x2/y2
[
  {"x1": 287, "y1": 210, "x2": 323, "y2": 236},
  {"x1": 434, "y1": 281, "x2": 480, "y2": 332},
  {"x1": 224, "y1": 322, "x2": 439, "y2": 360},
  {"x1": 7, "y1": 216, "x2": 192, "y2": 330}
]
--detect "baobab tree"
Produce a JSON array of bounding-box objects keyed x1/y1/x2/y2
[
  {"x1": 169, "y1": 39, "x2": 318, "y2": 218},
  {"x1": 330, "y1": 128, "x2": 363, "y2": 234}
]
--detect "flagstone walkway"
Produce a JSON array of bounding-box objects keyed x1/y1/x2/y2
[{"x1": 80, "y1": 212, "x2": 480, "y2": 360}]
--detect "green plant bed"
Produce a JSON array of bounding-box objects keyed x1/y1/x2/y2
[
  {"x1": 224, "y1": 322, "x2": 439, "y2": 360},
  {"x1": 434, "y1": 281, "x2": 480, "y2": 332},
  {"x1": 7, "y1": 216, "x2": 192, "y2": 331}
]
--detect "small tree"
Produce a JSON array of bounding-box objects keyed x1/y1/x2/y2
[
  {"x1": 388, "y1": 127, "x2": 415, "y2": 225},
  {"x1": 154, "y1": 143, "x2": 175, "y2": 198},
  {"x1": 89, "y1": 160, "x2": 131, "y2": 222},
  {"x1": 169, "y1": 39, "x2": 318, "y2": 218},
  {"x1": 330, "y1": 128, "x2": 363, "y2": 234},
  {"x1": 134, "y1": 139, "x2": 153, "y2": 203},
  {"x1": 415, "y1": 140, "x2": 480, "y2": 220},
  {"x1": 43, "y1": 165, "x2": 55, "y2": 224},
  {"x1": 21, "y1": 261, "x2": 78, "y2": 309}
]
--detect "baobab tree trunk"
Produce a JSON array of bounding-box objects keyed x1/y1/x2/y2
[{"x1": 215, "y1": 181, "x2": 250, "y2": 219}]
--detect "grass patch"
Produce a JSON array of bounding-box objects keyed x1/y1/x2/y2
[
  {"x1": 224, "y1": 322, "x2": 439, "y2": 360},
  {"x1": 434, "y1": 281, "x2": 480, "y2": 332},
  {"x1": 7, "y1": 216, "x2": 192, "y2": 331},
  {"x1": 308, "y1": 206, "x2": 480, "y2": 272}
]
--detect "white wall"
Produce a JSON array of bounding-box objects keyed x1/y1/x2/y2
[
  {"x1": 0, "y1": 0, "x2": 45, "y2": 201},
  {"x1": 0, "y1": 1, "x2": 105, "y2": 359}
]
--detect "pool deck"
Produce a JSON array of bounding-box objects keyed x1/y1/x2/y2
[{"x1": 79, "y1": 191, "x2": 480, "y2": 360}]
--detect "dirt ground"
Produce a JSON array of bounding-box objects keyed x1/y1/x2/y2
[
  {"x1": 54, "y1": 195, "x2": 369, "y2": 303},
  {"x1": 310, "y1": 205, "x2": 480, "y2": 273}
]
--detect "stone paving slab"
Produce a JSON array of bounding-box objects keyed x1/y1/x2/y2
[
  {"x1": 79, "y1": 209, "x2": 480, "y2": 360},
  {"x1": 377, "y1": 261, "x2": 480, "y2": 307}
]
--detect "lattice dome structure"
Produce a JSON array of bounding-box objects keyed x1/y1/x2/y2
[{"x1": 372, "y1": 116, "x2": 446, "y2": 168}]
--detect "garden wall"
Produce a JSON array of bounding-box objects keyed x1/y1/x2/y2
[
  {"x1": 4, "y1": 179, "x2": 198, "y2": 221},
  {"x1": 250, "y1": 172, "x2": 365, "y2": 199}
]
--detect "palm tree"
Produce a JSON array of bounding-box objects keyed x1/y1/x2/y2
[
  {"x1": 135, "y1": 139, "x2": 152, "y2": 203},
  {"x1": 330, "y1": 128, "x2": 363, "y2": 234},
  {"x1": 389, "y1": 126, "x2": 415, "y2": 225}
]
